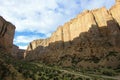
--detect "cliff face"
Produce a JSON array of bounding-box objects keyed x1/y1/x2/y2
[
  {"x1": 0, "y1": 16, "x2": 15, "y2": 53},
  {"x1": 116, "y1": 0, "x2": 120, "y2": 4},
  {"x1": 0, "y1": 16, "x2": 24, "y2": 59},
  {"x1": 24, "y1": 1, "x2": 120, "y2": 68}
]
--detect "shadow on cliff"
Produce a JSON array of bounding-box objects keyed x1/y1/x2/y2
[{"x1": 24, "y1": 19, "x2": 120, "y2": 67}]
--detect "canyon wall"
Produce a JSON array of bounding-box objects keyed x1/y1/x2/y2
[
  {"x1": 24, "y1": 0, "x2": 120, "y2": 68},
  {"x1": 0, "y1": 16, "x2": 24, "y2": 59},
  {"x1": 25, "y1": 1, "x2": 120, "y2": 55},
  {"x1": 0, "y1": 16, "x2": 15, "y2": 53}
]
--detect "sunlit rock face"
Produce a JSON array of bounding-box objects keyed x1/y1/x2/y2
[
  {"x1": 0, "y1": 16, "x2": 15, "y2": 53},
  {"x1": 116, "y1": 0, "x2": 120, "y2": 4},
  {"x1": 110, "y1": 1, "x2": 120, "y2": 26},
  {"x1": 24, "y1": 1, "x2": 120, "y2": 69}
]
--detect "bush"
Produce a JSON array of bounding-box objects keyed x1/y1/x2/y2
[
  {"x1": 102, "y1": 69, "x2": 116, "y2": 76},
  {"x1": 106, "y1": 51, "x2": 118, "y2": 57}
]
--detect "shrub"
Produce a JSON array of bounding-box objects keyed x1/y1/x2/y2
[
  {"x1": 102, "y1": 69, "x2": 116, "y2": 76},
  {"x1": 106, "y1": 51, "x2": 118, "y2": 57}
]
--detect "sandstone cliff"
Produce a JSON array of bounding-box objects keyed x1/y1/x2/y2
[
  {"x1": 0, "y1": 16, "x2": 15, "y2": 53},
  {"x1": 24, "y1": 0, "x2": 120, "y2": 69},
  {"x1": 0, "y1": 16, "x2": 23, "y2": 59}
]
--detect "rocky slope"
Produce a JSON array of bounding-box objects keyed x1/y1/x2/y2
[
  {"x1": 24, "y1": 0, "x2": 120, "y2": 69},
  {"x1": 2, "y1": 50, "x2": 118, "y2": 80}
]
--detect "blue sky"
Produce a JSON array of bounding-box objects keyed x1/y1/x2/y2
[{"x1": 0, "y1": 0, "x2": 115, "y2": 49}]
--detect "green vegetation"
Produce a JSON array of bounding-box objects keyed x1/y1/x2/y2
[
  {"x1": 106, "y1": 51, "x2": 118, "y2": 57},
  {"x1": 101, "y1": 68, "x2": 117, "y2": 76},
  {"x1": 0, "y1": 50, "x2": 120, "y2": 80}
]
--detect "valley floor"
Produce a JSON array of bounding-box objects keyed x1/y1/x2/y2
[
  {"x1": 33, "y1": 62, "x2": 120, "y2": 80},
  {"x1": 0, "y1": 51, "x2": 120, "y2": 80}
]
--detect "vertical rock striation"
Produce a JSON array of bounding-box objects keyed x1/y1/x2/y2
[
  {"x1": 0, "y1": 16, "x2": 15, "y2": 53},
  {"x1": 24, "y1": 0, "x2": 120, "y2": 68}
]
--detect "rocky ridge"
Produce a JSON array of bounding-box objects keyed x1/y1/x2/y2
[{"x1": 24, "y1": 0, "x2": 120, "y2": 69}]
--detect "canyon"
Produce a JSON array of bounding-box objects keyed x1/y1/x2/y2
[{"x1": 0, "y1": 0, "x2": 120, "y2": 80}]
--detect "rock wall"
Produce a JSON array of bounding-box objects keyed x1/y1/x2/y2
[
  {"x1": 25, "y1": 2, "x2": 120, "y2": 53},
  {"x1": 0, "y1": 16, "x2": 25, "y2": 59},
  {"x1": 116, "y1": 0, "x2": 120, "y2": 4},
  {"x1": 24, "y1": 0, "x2": 120, "y2": 68},
  {"x1": 110, "y1": 2, "x2": 120, "y2": 26},
  {"x1": 0, "y1": 16, "x2": 15, "y2": 52},
  {"x1": 11, "y1": 45, "x2": 25, "y2": 59}
]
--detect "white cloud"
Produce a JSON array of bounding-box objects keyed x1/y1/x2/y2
[
  {"x1": 0, "y1": 0, "x2": 115, "y2": 34},
  {"x1": 19, "y1": 45, "x2": 28, "y2": 49},
  {"x1": 14, "y1": 35, "x2": 43, "y2": 44},
  {"x1": 0, "y1": 0, "x2": 65, "y2": 34}
]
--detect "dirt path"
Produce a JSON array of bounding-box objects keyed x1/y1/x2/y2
[
  {"x1": 59, "y1": 69, "x2": 119, "y2": 80},
  {"x1": 88, "y1": 74, "x2": 119, "y2": 80},
  {"x1": 33, "y1": 63, "x2": 91, "y2": 78},
  {"x1": 33, "y1": 63, "x2": 119, "y2": 80},
  {"x1": 59, "y1": 69, "x2": 91, "y2": 78}
]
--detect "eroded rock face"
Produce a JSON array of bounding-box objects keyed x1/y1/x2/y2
[
  {"x1": 0, "y1": 16, "x2": 24, "y2": 58},
  {"x1": 0, "y1": 16, "x2": 15, "y2": 53},
  {"x1": 24, "y1": 1, "x2": 120, "y2": 69},
  {"x1": 116, "y1": 0, "x2": 120, "y2": 4},
  {"x1": 24, "y1": 39, "x2": 49, "y2": 58},
  {"x1": 110, "y1": 2, "x2": 120, "y2": 26},
  {"x1": 11, "y1": 45, "x2": 25, "y2": 59}
]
